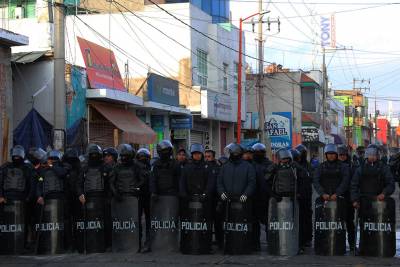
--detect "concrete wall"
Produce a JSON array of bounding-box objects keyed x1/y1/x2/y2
[
  {"x1": 12, "y1": 60, "x2": 54, "y2": 126},
  {"x1": 0, "y1": 46, "x2": 12, "y2": 163}
]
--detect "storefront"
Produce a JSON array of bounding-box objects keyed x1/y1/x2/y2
[{"x1": 301, "y1": 126, "x2": 325, "y2": 161}]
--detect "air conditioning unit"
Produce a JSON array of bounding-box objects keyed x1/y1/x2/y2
[{"x1": 15, "y1": 6, "x2": 24, "y2": 19}]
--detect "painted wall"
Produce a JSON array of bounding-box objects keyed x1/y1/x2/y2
[{"x1": 12, "y1": 60, "x2": 54, "y2": 127}]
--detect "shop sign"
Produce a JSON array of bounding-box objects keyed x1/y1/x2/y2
[
  {"x1": 170, "y1": 115, "x2": 192, "y2": 129},
  {"x1": 77, "y1": 37, "x2": 125, "y2": 91},
  {"x1": 265, "y1": 112, "x2": 292, "y2": 151},
  {"x1": 147, "y1": 73, "x2": 179, "y2": 107},
  {"x1": 201, "y1": 90, "x2": 238, "y2": 122},
  {"x1": 302, "y1": 126, "x2": 325, "y2": 143},
  {"x1": 173, "y1": 129, "x2": 187, "y2": 139}
]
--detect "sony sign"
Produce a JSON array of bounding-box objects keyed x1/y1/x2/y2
[{"x1": 320, "y1": 15, "x2": 336, "y2": 48}]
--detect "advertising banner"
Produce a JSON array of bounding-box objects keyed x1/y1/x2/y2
[
  {"x1": 77, "y1": 37, "x2": 126, "y2": 91},
  {"x1": 265, "y1": 112, "x2": 292, "y2": 152},
  {"x1": 147, "y1": 73, "x2": 179, "y2": 107}
]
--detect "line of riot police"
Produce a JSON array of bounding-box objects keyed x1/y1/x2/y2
[{"x1": 0, "y1": 141, "x2": 397, "y2": 257}]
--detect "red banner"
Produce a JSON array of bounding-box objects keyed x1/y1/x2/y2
[{"x1": 77, "y1": 37, "x2": 126, "y2": 91}]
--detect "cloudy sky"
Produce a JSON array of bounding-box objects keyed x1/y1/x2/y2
[{"x1": 229, "y1": 0, "x2": 400, "y2": 115}]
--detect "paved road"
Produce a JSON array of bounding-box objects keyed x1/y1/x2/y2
[{"x1": 1, "y1": 245, "x2": 400, "y2": 267}]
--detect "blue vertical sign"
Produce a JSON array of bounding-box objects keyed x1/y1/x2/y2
[{"x1": 264, "y1": 112, "x2": 292, "y2": 152}]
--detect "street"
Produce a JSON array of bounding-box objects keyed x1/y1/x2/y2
[{"x1": 2, "y1": 247, "x2": 400, "y2": 267}]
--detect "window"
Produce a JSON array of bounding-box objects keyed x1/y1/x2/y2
[
  {"x1": 8, "y1": 0, "x2": 36, "y2": 19},
  {"x1": 301, "y1": 87, "x2": 316, "y2": 112},
  {"x1": 197, "y1": 49, "x2": 208, "y2": 88},
  {"x1": 233, "y1": 62, "x2": 239, "y2": 91},
  {"x1": 223, "y1": 63, "x2": 228, "y2": 91}
]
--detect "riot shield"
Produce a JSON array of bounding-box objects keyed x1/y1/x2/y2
[
  {"x1": 111, "y1": 196, "x2": 139, "y2": 253},
  {"x1": 223, "y1": 197, "x2": 253, "y2": 255},
  {"x1": 267, "y1": 197, "x2": 299, "y2": 256},
  {"x1": 150, "y1": 195, "x2": 179, "y2": 253},
  {"x1": 0, "y1": 200, "x2": 26, "y2": 254},
  {"x1": 359, "y1": 197, "x2": 395, "y2": 257},
  {"x1": 314, "y1": 197, "x2": 346, "y2": 256},
  {"x1": 180, "y1": 195, "x2": 212, "y2": 254},
  {"x1": 36, "y1": 199, "x2": 65, "y2": 254},
  {"x1": 76, "y1": 196, "x2": 105, "y2": 254}
]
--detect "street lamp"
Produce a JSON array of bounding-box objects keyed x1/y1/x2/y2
[{"x1": 237, "y1": 11, "x2": 270, "y2": 144}]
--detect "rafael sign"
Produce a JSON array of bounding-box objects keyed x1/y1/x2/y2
[
  {"x1": 265, "y1": 112, "x2": 292, "y2": 152},
  {"x1": 77, "y1": 37, "x2": 126, "y2": 91}
]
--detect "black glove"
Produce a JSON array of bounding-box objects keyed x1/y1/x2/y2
[{"x1": 151, "y1": 193, "x2": 159, "y2": 202}]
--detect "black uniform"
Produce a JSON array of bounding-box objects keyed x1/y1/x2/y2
[
  {"x1": 136, "y1": 159, "x2": 151, "y2": 252},
  {"x1": 252, "y1": 156, "x2": 272, "y2": 250},
  {"x1": 350, "y1": 161, "x2": 395, "y2": 203},
  {"x1": 36, "y1": 163, "x2": 67, "y2": 200},
  {"x1": 217, "y1": 159, "x2": 256, "y2": 198},
  {"x1": 313, "y1": 160, "x2": 350, "y2": 198},
  {"x1": 150, "y1": 159, "x2": 180, "y2": 196},
  {"x1": 0, "y1": 161, "x2": 36, "y2": 201}
]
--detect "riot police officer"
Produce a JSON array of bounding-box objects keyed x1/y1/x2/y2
[
  {"x1": 294, "y1": 144, "x2": 313, "y2": 246},
  {"x1": 251, "y1": 143, "x2": 272, "y2": 251},
  {"x1": 291, "y1": 148, "x2": 311, "y2": 253},
  {"x1": 36, "y1": 149, "x2": 67, "y2": 254},
  {"x1": 103, "y1": 147, "x2": 118, "y2": 168},
  {"x1": 180, "y1": 143, "x2": 214, "y2": 254},
  {"x1": 313, "y1": 144, "x2": 350, "y2": 256},
  {"x1": 337, "y1": 144, "x2": 356, "y2": 252},
  {"x1": 150, "y1": 140, "x2": 181, "y2": 252},
  {"x1": 136, "y1": 148, "x2": 151, "y2": 253},
  {"x1": 314, "y1": 144, "x2": 350, "y2": 203},
  {"x1": 62, "y1": 148, "x2": 81, "y2": 251},
  {"x1": 76, "y1": 144, "x2": 110, "y2": 253},
  {"x1": 176, "y1": 148, "x2": 188, "y2": 169},
  {"x1": 266, "y1": 148, "x2": 300, "y2": 256},
  {"x1": 109, "y1": 144, "x2": 144, "y2": 252},
  {"x1": 351, "y1": 144, "x2": 395, "y2": 257},
  {"x1": 0, "y1": 146, "x2": 36, "y2": 254},
  {"x1": 217, "y1": 143, "x2": 256, "y2": 254},
  {"x1": 150, "y1": 140, "x2": 180, "y2": 199}
]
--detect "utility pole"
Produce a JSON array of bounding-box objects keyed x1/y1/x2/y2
[
  {"x1": 255, "y1": 0, "x2": 279, "y2": 157},
  {"x1": 53, "y1": 0, "x2": 66, "y2": 150},
  {"x1": 374, "y1": 91, "x2": 378, "y2": 142}
]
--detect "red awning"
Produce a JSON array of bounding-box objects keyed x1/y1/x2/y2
[{"x1": 92, "y1": 103, "x2": 157, "y2": 144}]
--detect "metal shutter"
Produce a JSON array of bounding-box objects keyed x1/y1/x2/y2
[{"x1": 190, "y1": 130, "x2": 204, "y2": 146}]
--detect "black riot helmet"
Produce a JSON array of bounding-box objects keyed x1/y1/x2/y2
[
  {"x1": 324, "y1": 144, "x2": 338, "y2": 155},
  {"x1": 295, "y1": 144, "x2": 307, "y2": 161},
  {"x1": 337, "y1": 145, "x2": 349, "y2": 156},
  {"x1": 48, "y1": 150, "x2": 62, "y2": 162},
  {"x1": 290, "y1": 148, "x2": 301, "y2": 162},
  {"x1": 11, "y1": 145, "x2": 25, "y2": 161},
  {"x1": 365, "y1": 144, "x2": 380, "y2": 161},
  {"x1": 157, "y1": 140, "x2": 173, "y2": 160},
  {"x1": 118, "y1": 144, "x2": 135, "y2": 164},
  {"x1": 28, "y1": 147, "x2": 47, "y2": 165},
  {"x1": 224, "y1": 143, "x2": 243, "y2": 160},
  {"x1": 252, "y1": 143, "x2": 266, "y2": 153},
  {"x1": 87, "y1": 144, "x2": 102, "y2": 163},
  {"x1": 190, "y1": 143, "x2": 205, "y2": 155},
  {"x1": 356, "y1": 146, "x2": 365, "y2": 157},
  {"x1": 63, "y1": 148, "x2": 79, "y2": 162},
  {"x1": 242, "y1": 146, "x2": 254, "y2": 154},
  {"x1": 103, "y1": 147, "x2": 118, "y2": 161},
  {"x1": 276, "y1": 148, "x2": 292, "y2": 162},
  {"x1": 136, "y1": 148, "x2": 151, "y2": 160}
]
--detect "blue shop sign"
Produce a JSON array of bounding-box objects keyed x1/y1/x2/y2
[
  {"x1": 170, "y1": 115, "x2": 192, "y2": 129},
  {"x1": 147, "y1": 73, "x2": 179, "y2": 107},
  {"x1": 264, "y1": 112, "x2": 292, "y2": 152}
]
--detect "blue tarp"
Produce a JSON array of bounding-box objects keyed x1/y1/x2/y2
[{"x1": 13, "y1": 109, "x2": 53, "y2": 151}]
